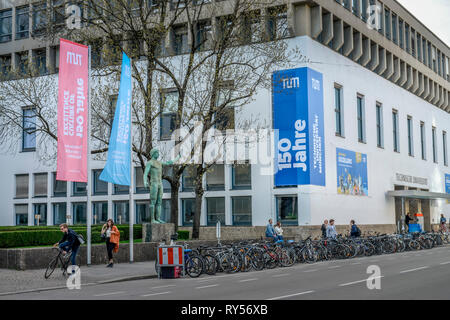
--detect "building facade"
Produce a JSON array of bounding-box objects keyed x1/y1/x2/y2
[{"x1": 0, "y1": 0, "x2": 449, "y2": 236}]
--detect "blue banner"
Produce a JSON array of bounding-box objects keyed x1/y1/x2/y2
[
  {"x1": 273, "y1": 67, "x2": 325, "y2": 186},
  {"x1": 445, "y1": 174, "x2": 450, "y2": 194},
  {"x1": 100, "y1": 52, "x2": 132, "y2": 186},
  {"x1": 336, "y1": 148, "x2": 368, "y2": 196}
]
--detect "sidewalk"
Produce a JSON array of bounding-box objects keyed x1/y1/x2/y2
[{"x1": 0, "y1": 260, "x2": 158, "y2": 296}]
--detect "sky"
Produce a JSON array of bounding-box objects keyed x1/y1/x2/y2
[{"x1": 396, "y1": 0, "x2": 450, "y2": 46}]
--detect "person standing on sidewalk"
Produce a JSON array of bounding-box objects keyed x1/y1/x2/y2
[
  {"x1": 326, "y1": 219, "x2": 337, "y2": 240},
  {"x1": 321, "y1": 219, "x2": 328, "y2": 238},
  {"x1": 440, "y1": 214, "x2": 447, "y2": 232},
  {"x1": 101, "y1": 219, "x2": 120, "y2": 268},
  {"x1": 350, "y1": 220, "x2": 361, "y2": 238}
]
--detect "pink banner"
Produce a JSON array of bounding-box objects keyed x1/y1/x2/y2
[{"x1": 56, "y1": 39, "x2": 89, "y2": 182}]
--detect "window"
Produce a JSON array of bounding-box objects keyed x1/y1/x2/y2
[
  {"x1": 0, "y1": 9, "x2": 12, "y2": 43},
  {"x1": 34, "y1": 173, "x2": 47, "y2": 197},
  {"x1": 443, "y1": 131, "x2": 448, "y2": 166},
  {"x1": 135, "y1": 167, "x2": 149, "y2": 194},
  {"x1": 361, "y1": 0, "x2": 368, "y2": 22},
  {"x1": 391, "y1": 13, "x2": 397, "y2": 44},
  {"x1": 34, "y1": 203, "x2": 47, "y2": 226},
  {"x1": 73, "y1": 203, "x2": 87, "y2": 224},
  {"x1": 398, "y1": 18, "x2": 404, "y2": 49},
  {"x1": 392, "y1": 110, "x2": 399, "y2": 152},
  {"x1": 93, "y1": 169, "x2": 108, "y2": 195},
  {"x1": 206, "y1": 164, "x2": 225, "y2": 191},
  {"x1": 32, "y1": 2, "x2": 47, "y2": 36},
  {"x1": 276, "y1": 195, "x2": 298, "y2": 225},
  {"x1": 160, "y1": 89, "x2": 178, "y2": 140},
  {"x1": 196, "y1": 20, "x2": 212, "y2": 51},
  {"x1": 53, "y1": 203, "x2": 66, "y2": 225},
  {"x1": 93, "y1": 202, "x2": 108, "y2": 225},
  {"x1": 243, "y1": 12, "x2": 261, "y2": 44},
  {"x1": 384, "y1": 8, "x2": 390, "y2": 40},
  {"x1": 23, "y1": 107, "x2": 36, "y2": 151},
  {"x1": 53, "y1": 173, "x2": 67, "y2": 197},
  {"x1": 417, "y1": 33, "x2": 422, "y2": 61},
  {"x1": 15, "y1": 204, "x2": 28, "y2": 226},
  {"x1": 377, "y1": 2, "x2": 383, "y2": 34},
  {"x1": 161, "y1": 199, "x2": 171, "y2": 223},
  {"x1": 206, "y1": 197, "x2": 225, "y2": 226},
  {"x1": 0, "y1": 55, "x2": 11, "y2": 77},
  {"x1": 73, "y1": 181, "x2": 87, "y2": 196},
  {"x1": 182, "y1": 166, "x2": 196, "y2": 192},
  {"x1": 52, "y1": 0, "x2": 66, "y2": 29},
  {"x1": 334, "y1": 86, "x2": 344, "y2": 136},
  {"x1": 232, "y1": 163, "x2": 251, "y2": 189},
  {"x1": 357, "y1": 95, "x2": 365, "y2": 143},
  {"x1": 16, "y1": 6, "x2": 29, "y2": 40},
  {"x1": 114, "y1": 201, "x2": 129, "y2": 224},
  {"x1": 411, "y1": 28, "x2": 416, "y2": 57},
  {"x1": 422, "y1": 38, "x2": 427, "y2": 65},
  {"x1": 114, "y1": 184, "x2": 129, "y2": 195},
  {"x1": 136, "y1": 201, "x2": 151, "y2": 223},
  {"x1": 182, "y1": 198, "x2": 196, "y2": 226},
  {"x1": 214, "y1": 108, "x2": 235, "y2": 131},
  {"x1": 33, "y1": 49, "x2": 47, "y2": 75},
  {"x1": 376, "y1": 103, "x2": 383, "y2": 148},
  {"x1": 15, "y1": 174, "x2": 29, "y2": 198},
  {"x1": 407, "y1": 116, "x2": 414, "y2": 157},
  {"x1": 173, "y1": 25, "x2": 188, "y2": 55},
  {"x1": 232, "y1": 196, "x2": 252, "y2": 226},
  {"x1": 268, "y1": 6, "x2": 288, "y2": 40},
  {"x1": 405, "y1": 24, "x2": 410, "y2": 52},
  {"x1": 432, "y1": 126, "x2": 437, "y2": 163},
  {"x1": 352, "y1": 0, "x2": 359, "y2": 16},
  {"x1": 420, "y1": 122, "x2": 426, "y2": 160}
]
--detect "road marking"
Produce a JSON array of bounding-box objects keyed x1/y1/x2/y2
[
  {"x1": 350, "y1": 262, "x2": 362, "y2": 265},
  {"x1": 266, "y1": 290, "x2": 315, "y2": 300},
  {"x1": 93, "y1": 291, "x2": 125, "y2": 297},
  {"x1": 272, "y1": 274, "x2": 290, "y2": 278},
  {"x1": 151, "y1": 285, "x2": 176, "y2": 289},
  {"x1": 196, "y1": 284, "x2": 219, "y2": 290},
  {"x1": 141, "y1": 291, "x2": 171, "y2": 297},
  {"x1": 303, "y1": 269, "x2": 318, "y2": 273},
  {"x1": 238, "y1": 278, "x2": 258, "y2": 283},
  {"x1": 339, "y1": 276, "x2": 384, "y2": 287},
  {"x1": 328, "y1": 266, "x2": 341, "y2": 269},
  {"x1": 439, "y1": 261, "x2": 450, "y2": 265},
  {"x1": 399, "y1": 266, "x2": 429, "y2": 274}
]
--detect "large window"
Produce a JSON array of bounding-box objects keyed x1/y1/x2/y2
[
  {"x1": 93, "y1": 170, "x2": 108, "y2": 195},
  {"x1": 32, "y1": 2, "x2": 47, "y2": 36},
  {"x1": 443, "y1": 131, "x2": 448, "y2": 167},
  {"x1": 206, "y1": 197, "x2": 225, "y2": 226},
  {"x1": 33, "y1": 48, "x2": 47, "y2": 75},
  {"x1": 232, "y1": 196, "x2": 252, "y2": 226},
  {"x1": 384, "y1": 8, "x2": 391, "y2": 40},
  {"x1": 73, "y1": 203, "x2": 87, "y2": 225},
  {"x1": 392, "y1": 110, "x2": 399, "y2": 152},
  {"x1": 206, "y1": 164, "x2": 225, "y2": 191},
  {"x1": 34, "y1": 203, "x2": 47, "y2": 226},
  {"x1": 15, "y1": 174, "x2": 29, "y2": 198},
  {"x1": 23, "y1": 107, "x2": 36, "y2": 151},
  {"x1": 432, "y1": 126, "x2": 437, "y2": 163},
  {"x1": 420, "y1": 122, "x2": 426, "y2": 160},
  {"x1": 196, "y1": 20, "x2": 212, "y2": 51},
  {"x1": 93, "y1": 202, "x2": 108, "y2": 225},
  {"x1": 232, "y1": 163, "x2": 251, "y2": 190},
  {"x1": 268, "y1": 6, "x2": 288, "y2": 40},
  {"x1": 53, "y1": 173, "x2": 67, "y2": 197},
  {"x1": 15, "y1": 204, "x2": 28, "y2": 226},
  {"x1": 276, "y1": 195, "x2": 298, "y2": 225},
  {"x1": 407, "y1": 116, "x2": 414, "y2": 157},
  {"x1": 0, "y1": 9, "x2": 12, "y2": 43},
  {"x1": 34, "y1": 173, "x2": 48, "y2": 197},
  {"x1": 376, "y1": 103, "x2": 383, "y2": 148},
  {"x1": 173, "y1": 25, "x2": 188, "y2": 55},
  {"x1": 73, "y1": 182, "x2": 87, "y2": 196},
  {"x1": 16, "y1": 6, "x2": 29, "y2": 40},
  {"x1": 182, "y1": 166, "x2": 196, "y2": 192},
  {"x1": 114, "y1": 201, "x2": 129, "y2": 224},
  {"x1": 334, "y1": 86, "x2": 344, "y2": 136},
  {"x1": 53, "y1": 203, "x2": 66, "y2": 225},
  {"x1": 357, "y1": 95, "x2": 365, "y2": 143},
  {"x1": 160, "y1": 90, "x2": 178, "y2": 140},
  {"x1": 182, "y1": 198, "x2": 196, "y2": 226}
]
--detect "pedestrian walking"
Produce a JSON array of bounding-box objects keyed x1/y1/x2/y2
[
  {"x1": 274, "y1": 221, "x2": 284, "y2": 241},
  {"x1": 101, "y1": 219, "x2": 120, "y2": 268},
  {"x1": 440, "y1": 214, "x2": 447, "y2": 232},
  {"x1": 321, "y1": 219, "x2": 328, "y2": 238},
  {"x1": 265, "y1": 219, "x2": 277, "y2": 241},
  {"x1": 350, "y1": 220, "x2": 361, "y2": 238},
  {"x1": 326, "y1": 219, "x2": 337, "y2": 239},
  {"x1": 54, "y1": 223, "x2": 81, "y2": 273},
  {"x1": 405, "y1": 212, "x2": 413, "y2": 233}
]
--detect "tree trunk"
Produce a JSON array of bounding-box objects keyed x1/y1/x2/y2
[
  {"x1": 192, "y1": 165, "x2": 205, "y2": 239},
  {"x1": 170, "y1": 180, "x2": 180, "y2": 232}
]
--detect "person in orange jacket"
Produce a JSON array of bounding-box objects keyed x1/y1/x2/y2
[{"x1": 101, "y1": 219, "x2": 120, "y2": 267}]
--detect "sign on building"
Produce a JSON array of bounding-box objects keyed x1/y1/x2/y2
[
  {"x1": 336, "y1": 148, "x2": 368, "y2": 196},
  {"x1": 272, "y1": 67, "x2": 325, "y2": 187}
]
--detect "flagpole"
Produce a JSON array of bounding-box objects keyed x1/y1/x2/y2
[
  {"x1": 87, "y1": 45, "x2": 92, "y2": 266},
  {"x1": 129, "y1": 57, "x2": 134, "y2": 264}
]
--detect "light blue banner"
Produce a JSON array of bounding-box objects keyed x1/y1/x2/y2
[
  {"x1": 100, "y1": 52, "x2": 132, "y2": 186},
  {"x1": 272, "y1": 67, "x2": 326, "y2": 187}
]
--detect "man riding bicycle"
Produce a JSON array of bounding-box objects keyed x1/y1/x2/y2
[{"x1": 53, "y1": 223, "x2": 81, "y2": 273}]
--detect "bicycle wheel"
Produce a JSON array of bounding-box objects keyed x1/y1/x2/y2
[
  {"x1": 185, "y1": 255, "x2": 204, "y2": 278},
  {"x1": 249, "y1": 249, "x2": 265, "y2": 271},
  {"x1": 278, "y1": 249, "x2": 295, "y2": 267},
  {"x1": 263, "y1": 251, "x2": 277, "y2": 269},
  {"x1": 203, "y1": 254, "x2": 218, "y2": 275},
  {"x1": 408, "y1": 240, "x2": 421, "y2": 251},
  {"x1": 44, "y1": 256, "x2": 59, "y2": 279}
]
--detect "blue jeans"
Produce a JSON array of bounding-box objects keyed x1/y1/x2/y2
[{"x1": 59, "y1": 242, "x2": 80, "y2": 266}]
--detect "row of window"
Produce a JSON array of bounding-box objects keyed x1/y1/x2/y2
[
  {"x1": 334, "y1": 85, "x2": 449, "y2": 166},
  {"x1": 336, "y1": 0, "x2": 450, "y2": 82},
  {"x1": 14, "y1": 164, "x2": 252, "y2": 199},
  {"x1": 14, "y1": 193, "x2": 298, "y2": 227}
]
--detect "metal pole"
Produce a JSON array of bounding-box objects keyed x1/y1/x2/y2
[
  {"x1": 129, "y1": 58, "x2": 134, "y2": 263},
  {"x1": 87, "y1": 45, "x2": 92, "y2": 266}
]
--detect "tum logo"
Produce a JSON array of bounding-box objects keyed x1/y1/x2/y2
[
  {"x1": 282, "y1": 77, "x2": 300, "y2": 89},
  {"x1": 67, "y1": 52, "x2": 82, "y2": 66}
]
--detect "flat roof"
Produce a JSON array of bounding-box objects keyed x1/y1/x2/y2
[{"x1": 386, "y1": 190, "x2": 450, "y2": 200}]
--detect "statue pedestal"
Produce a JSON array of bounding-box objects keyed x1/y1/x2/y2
[{"x1": 142, "y1": 223, "x2": 175, "y2": 243}]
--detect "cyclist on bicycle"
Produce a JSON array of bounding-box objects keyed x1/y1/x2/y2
[{"x1": 53, "y1": 223, "x2": 81, "y2": 272}]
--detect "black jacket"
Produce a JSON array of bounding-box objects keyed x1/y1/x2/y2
[
  {"x1": 405, "y1": 215, "x2": 413, "y2": 225},
  {"x1": 58, "y1": 228, "x2": 81, "y2": 249}
]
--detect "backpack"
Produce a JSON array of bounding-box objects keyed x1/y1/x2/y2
[
  {"x1": 355, "y1": 226, "x2": 361, "y2": 237},
  {"x1": 70, "y1": 229, "x2": 85, "y2": 245}
]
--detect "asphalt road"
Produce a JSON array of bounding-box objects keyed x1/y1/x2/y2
[{"x1": 2, "y1": 246, "x2": 450, "y2": 300}]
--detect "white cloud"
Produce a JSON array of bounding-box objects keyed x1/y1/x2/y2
[{"x1": 396, "y1": 0, "x2": 450, "y2": 46}]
